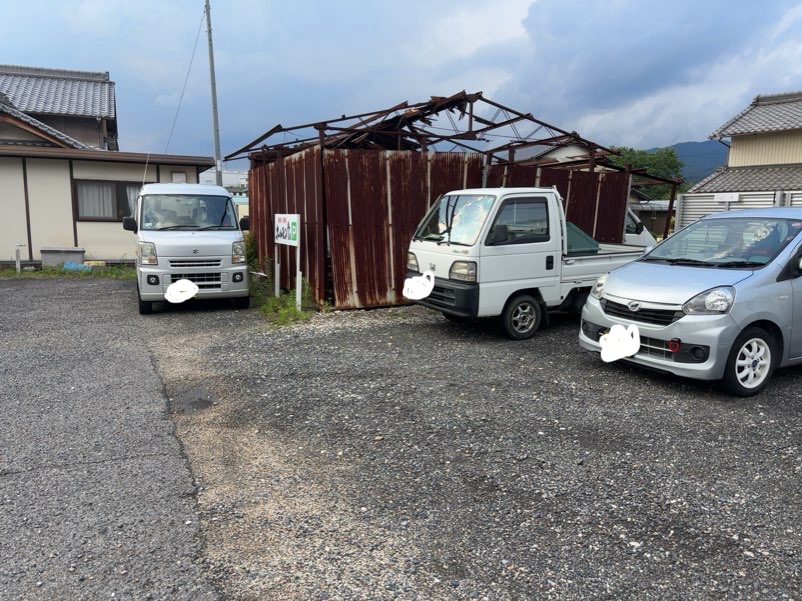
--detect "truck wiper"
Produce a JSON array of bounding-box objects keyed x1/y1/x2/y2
[{"x1": 415, "y1": 233, "x2": 444, "y2": 242}]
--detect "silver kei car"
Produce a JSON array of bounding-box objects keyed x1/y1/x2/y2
[{"x1": 579, "y1": 208, "x2": 802, "y2": 396}]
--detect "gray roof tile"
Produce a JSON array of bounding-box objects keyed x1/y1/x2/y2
[
  {"x1": 0, "y1": 93, "x2": 90, "y2": 149},
  {"x1": 690, "y1": 164, "x2": 802, "y2": 193},
  {"x1": 710, "y1": 91, "x2": 802, "y2": 138},
  {"x1": 0, "y1": 64, "x2": 115, "y2": 119}
]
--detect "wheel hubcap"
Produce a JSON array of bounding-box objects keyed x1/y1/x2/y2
[
  {"x1": 512, "y1": 304, "x2": 534, "y2": 332},
  {"x1": 734, "y1": 338, "x2": 771, "y2": 388}
]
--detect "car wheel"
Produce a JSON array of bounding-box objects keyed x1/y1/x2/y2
[
  {"x1": 137, "y1": 283, "x2": 153, "y2": 315},
  {"x1": 500, "y1": 294, "x2": 542, "y2": 340},
  {"x1": 231, "y1": 295, "x2": 250, "y2": 310},
  {"x1": 721, "y1": 326, "x2": 776, "y2": 397}
]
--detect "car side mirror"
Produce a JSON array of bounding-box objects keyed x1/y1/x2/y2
[
  {"x1": 239, "y1": 216, "x2": 250, "y2": 231},
  {"x1": 122, "y1": 216, "x2": 137, "y2": 232},
  {"x1": 489, "y1": 224, "x2": 508, "y2": 244}
]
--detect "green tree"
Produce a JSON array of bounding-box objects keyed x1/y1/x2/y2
[{"x1": 608, "y1": 146, "x2": 689, "y2": 199}]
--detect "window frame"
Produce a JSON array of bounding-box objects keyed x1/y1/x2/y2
[
  {"x1": 75, "y1": 179, "x2": 142, "y2": 223},
  {"x1": 485, "y1": 196, "x2": 551, "y2": 246}
]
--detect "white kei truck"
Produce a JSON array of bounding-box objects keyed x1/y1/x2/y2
[
  {"x1": 406, "y1": 187, "x2": 646, "y2": 339},
  {"x1": 122, "y1": 183, "x2": 250, "y2": 315}
]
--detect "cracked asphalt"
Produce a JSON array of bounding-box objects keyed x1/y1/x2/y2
[{"x1": 2, "y1": 277, "x2": 801, "y2": 600}]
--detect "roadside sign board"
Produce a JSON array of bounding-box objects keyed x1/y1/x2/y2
[{"x1": 275, "y1": 214, "x2": 300, "y2": 246}]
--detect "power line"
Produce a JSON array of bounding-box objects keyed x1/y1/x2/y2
[{"x1": 165, "y1": 11, "x2": 205, "y2": 154}]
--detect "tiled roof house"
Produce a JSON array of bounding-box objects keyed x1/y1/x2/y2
[
  {"x1": 690, "y1": 91, "x2": 802, "y2": 193},
  {"x1": 676, "y1": 91, "x2": 802, "y2": 229},
  {"x1": 0, "y1": 65, "x2": 118, "y2": 150},
  {"x1": 0, "y1": 64, "x2": 214, "y2": 264}
]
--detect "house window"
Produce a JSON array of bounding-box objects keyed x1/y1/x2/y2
[{"x1": 76, "y1": 180, "x2": 141, "y2": 221}]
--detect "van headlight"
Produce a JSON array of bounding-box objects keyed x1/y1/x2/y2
[
  {"x1": 407, "y1": 252, "x2": 419, "y2": 272},
  {"x1": 138, "y1": 242, "x2": 158, "y2": 265},
  {"x1": 232, "y1": 240, "x2": 246, "y2": 264},
  {"x1": 683, "y1": 287, "x2": 734, "y2": 314},
  {"x1": 449, "y1": 261, "x2": 476, "y2": 282},
  {"x1": 590, "y1": 273, "x2": 607, "y2": 299}
]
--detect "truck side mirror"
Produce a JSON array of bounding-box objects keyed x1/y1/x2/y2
[
  {"x1": 239, "y1": 216, "x2": 250, "y2": 231},
  {"x1": 489, "y1": 224, "x2": 509, "y2": 244},
  {"x1": 122, "y1": 216, "x2": 138, "y2": 232},
  {"x1": 635, "y1": 222, "x2": 644, "y2": 235}
]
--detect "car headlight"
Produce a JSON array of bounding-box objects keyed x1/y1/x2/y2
[
  {"x1": 683, "y1": 287, "x2": 735, "y2": 314},
  {"x1": 590, "y1": 273, "x2": 607, "y2": 299},
  {"x1": 232, "y1": 240, "x2": 246, "y2": 264},
  {"x1": 407, "y1": 252, "x2": 419, "y2": 272},
  {"x1": 449, "y1": 261, "x2": 476, "y2": 282},
  {"x1": 138, "y1": 241, "x2": 158, "y2": 265}
]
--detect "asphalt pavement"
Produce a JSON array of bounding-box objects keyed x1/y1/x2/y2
[{"x1": 0, "y1": 278, "x2": 219, "y2": 600}]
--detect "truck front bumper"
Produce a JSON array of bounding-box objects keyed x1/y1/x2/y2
[
  {"x1": 578, "y1": 295, "x2": 739, "y2": 381},
  {"x1": 406, "y1": 271, "x2": 479, "y2": 318},
  {"x1": 139, "y1": 258, "x2": 249, "y2": 301}
]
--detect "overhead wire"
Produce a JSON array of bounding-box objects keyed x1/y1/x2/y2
[{"x1": 164, "y1": 11, "x2": 205, "y2": 154}]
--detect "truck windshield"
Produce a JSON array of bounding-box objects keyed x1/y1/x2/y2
[
  {"x1": 643, "y1": 216, "x2": 802, "y2": 267},
  {"x1": 413, "y1": 194, "x2": 496, "y2": 246},
  {"x1": 140, "y1": 194, "x2": 237, "y2": 231}
]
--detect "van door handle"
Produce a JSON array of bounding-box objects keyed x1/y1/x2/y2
[{"x1": 546, "y1": 255, "x2": 554, "y2": 270}]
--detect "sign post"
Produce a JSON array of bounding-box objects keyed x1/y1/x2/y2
[{"x1": 274, "y1": 213, "x2": 302, "y2": 311}]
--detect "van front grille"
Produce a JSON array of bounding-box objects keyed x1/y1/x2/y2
[
  {"x1": 170, "y1": 259, "x2": 222, "y2": 268},
  {"x1": 170, "y1": 273, "x2": 222, "y2": 289}
]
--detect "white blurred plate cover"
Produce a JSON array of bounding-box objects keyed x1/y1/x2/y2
[{"x1": 164, "y1": 278, "x2": 199, "y2": 303}]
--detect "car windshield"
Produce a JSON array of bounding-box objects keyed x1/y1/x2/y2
[
  {"x1": 413, "y1": 194, "x2": 496, "y2": 246},
  {"x1": 140, "y1": 194, "x2": 237, "y2": 231},
  {"x1": 642, "y1": 216, "x2": 802, "y2": 267}
]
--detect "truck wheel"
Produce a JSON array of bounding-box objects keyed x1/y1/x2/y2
[
  {"x1": 137, "y1": 283, "x2": 153, "y2": 315},
  {"x1": 500, "y1": 294, "x2": 542, "y2": 340},
  {"x1": 232, "y1": 295, "x2": 250, "y2": 310},
  {"x1": 720, "y1": 326, "x2": 776, "y2": 397}
]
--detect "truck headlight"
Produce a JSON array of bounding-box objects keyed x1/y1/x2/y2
[
  {"x1": 232, "y1": 240, "x2": 246, "y2": 264},
  {"x1": 590, "y1": 273, "x2": 607, "y2": 299},
  {"x1": 449, "y1": 261, "x2": 476, "y2": 282},
  {"x1": 683, "y1": 287, "x2": 734, "y2": 314},
  {"x1": 407, "y1": 252, "x2": 419, "y2": 272},
  {"x1": 138, "y1": 242, "x2": 158, "y2": 265}
]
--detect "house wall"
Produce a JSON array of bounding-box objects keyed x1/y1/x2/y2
[
  {"x1": 73, "y1": 160, "x2": 157, "y2": 182},
  {"x1": 77, "y1": 222, "x2": 136, "y2": 261},
  {"x1": 0, "y1": 157, "x2": 29, "y2": 261},
  {"x1": 158, "y1": 164, "x2": 199, "y2": 183},
  {"x1": 26, "y1": 159, "x2": 75, "y2": 259},
  {"x1": 0, "y1": 122, "x2": 43, "y2": 143},
  {"x1": 728, "y1": 129, "x2": 802, "y2": 167},
  {"x1": 36, "y1": 115, "x2": 103, "y2": 149}
]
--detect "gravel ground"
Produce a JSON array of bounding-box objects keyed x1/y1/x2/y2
[
  {"x1": 3, "y1": 278, "x2": 801, "y2": 600},
  {"x1": 148, "y1": 292, "x2": 802, "y2": 600}
]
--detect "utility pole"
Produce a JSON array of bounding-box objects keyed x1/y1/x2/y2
[{"x1": 205, "y1": 0, "x2": 223, "y2": 186}]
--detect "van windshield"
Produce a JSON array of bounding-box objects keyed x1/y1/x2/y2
[
  {"x1": 413, "y1": 194, "x2": 496, "y2": 246},
  {"x1": 140, "y1": 194, "x2": 237, "y2": 231},
  {"x1": 642, "y1": 216, "x2": 802, "y2": 267}
]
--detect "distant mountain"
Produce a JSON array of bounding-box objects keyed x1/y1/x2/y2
[{"x1": 647, "y1": 140, "x2": 728, "y2": 184}]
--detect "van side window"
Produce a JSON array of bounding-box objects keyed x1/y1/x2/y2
[{"x1": 486, "y1": 197, "x2": 549, "y2": 245}]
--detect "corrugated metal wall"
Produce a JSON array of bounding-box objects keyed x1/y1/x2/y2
[
  {"x1": 484, "y1": 164, "x2": 629, "y2": 243},
  {"x1": 249, "y1": 148, "x2": 483, "y2": 309},
  {"x1": 728, "y1": 130, "x2": 802, "y2": 167}
]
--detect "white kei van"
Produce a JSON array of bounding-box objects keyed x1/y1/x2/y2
[{"x1": 122, "y1": 183, "x2": 250, "y2": 314}]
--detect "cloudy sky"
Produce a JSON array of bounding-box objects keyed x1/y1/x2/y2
[{"x1": 3, "y1": 0, "x2": 802, "y2": 164}]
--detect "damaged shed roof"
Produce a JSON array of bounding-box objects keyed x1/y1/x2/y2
[{"x1": 226, "y1": 91, "x2": 617, "y2": 167}]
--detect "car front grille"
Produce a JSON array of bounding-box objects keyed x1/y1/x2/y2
[{"x1": 601, "y1": 299, "x2": 683, "y2": 326}]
